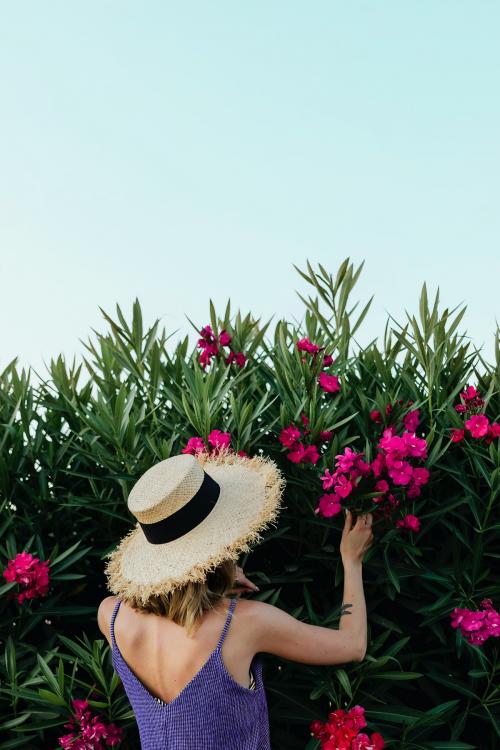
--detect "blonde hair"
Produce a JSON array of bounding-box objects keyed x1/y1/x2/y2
[{"x1": 123, "y1": 558, "x2": 238, "y2": 637}]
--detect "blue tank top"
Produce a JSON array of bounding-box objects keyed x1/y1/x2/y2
[{"x1": 110, "y1": 597, "x2": 272, "y2": 749}]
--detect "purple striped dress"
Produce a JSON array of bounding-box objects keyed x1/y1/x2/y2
[{"x1": 110, "y1": 597, "x2": 271, "y2": 749}]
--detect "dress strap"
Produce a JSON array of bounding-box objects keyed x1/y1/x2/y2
[
  {"x1": 110, "y1": 598, "x2": 122, "y2": 648},
  {"x1": 216, "y1": 597, "x2": 237, "y2": 650}
]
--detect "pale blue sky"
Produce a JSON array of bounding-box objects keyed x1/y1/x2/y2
[{"x1": 1, "y1": 2, "x2": 499, "y2": 379}]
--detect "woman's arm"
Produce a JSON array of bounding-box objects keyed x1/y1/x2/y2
[
  {"x1": 250, "y1": 510, "x2": 373, "y2": 666},
  {"x1": 338, "y1": 510, "x2": 371, "y2": 660},
  {"x1": 338, "y1": 564, "x2": 367, "y2": 659}
]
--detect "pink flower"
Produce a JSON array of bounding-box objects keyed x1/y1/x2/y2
[
  {"x1": 352, "y1": 733, "x2": 385, "y2": 750},
  {"x1": 403, "y1": 409, "x2": 420, "y2": 433},
  {"x1": 334, "y1": 475, "x2": 353, "y2": 499},
  {"x1": 58, "y1": 734, "x2": 76, "y2": 749},
  {"x1": 465, "y1": 414, "x2": 490, "y2": 438},
  {"x1": 320, "y1": 430, "x2": 333, "y2": 442},
  {"x1": 378, "y1": 431, "x2": 408, "y2": 458},
  {"x1": 59, "y1": 699, "x2": 125, "y2": 749},
  {"x1": 451, "y1": 428, "x2": 465, "y2": 443},
  {"x1": 302, "y1": 444, "x2": 320, "y2": 464},
  {"x1": 279, "y1": 425, "x2": 301, "y2": 448},
  {"x1": 348, "y1": 705, "x2": 368, "y2": 731},
  {"x1": 82, "y1": 716, "x2": 108, "y2": 743},
  {"x1": 386, "y1": 493, "x2": 400, "y2": 512},
  {"x1": 297, "y1": 337, "x2": 320, "y2": 355},
  {"x1": 287, "y1": 443, "x2": 307, "y2": 463},
  {"x1": 198, "y1": 325, "x2": 215, "y2": 343},
  {"x1": 335, "y1": 447, "x2": 360, "y2": 473},
  {"x1": 370, "y1": 453, "x2": 386, "y2": 478},
  {"x1": 351, "y1": 462, "x2": 371, "y2": 479},
  {"x1": 310, "y1": 705, "x2": 384, "y2": 750},
  {"x1": 2, "y1": 551, "x2": 50, "y2": 604},
  {"x1": 198, "y1": 339, "x2": 219, "y2": 368},
  {"x1": 197, "y1": 326, "x2": 218, "y2": 357},
  {"x1": 387, "y1": 459, "x2": 413, "y2": 485},
  {"x1": 406, "y1": 482, "x2": 422, "y2": 498},
  {"x1": 181, "y1": 437, "x2": 206, "y2": 455},
  {"x1": 450, "y1": 600, "x2": 500, "y2": 646},
  {"x1": 370, "y1": 410, "x2": 382, "y2": 424},
  {"x1": 451, "y1": 608, "x2": 484, "y2": 632},
  {"x1": 309, "y1": 719, "x2": 326, "y2": 738},
  {"x1": 454, "y1": 383, "x2": 486, "y2": 413},
  {"x1": 323, "y1": 354, "x2": 334, "y2": 367},
  {"x1": 105, "y1": 723, "x2": 124, "y2": 746},
  {"x1": 461, "y1": 385, "x2": 479, "y2": 401},
  {"x1": 401, "y1": 431, "x2": 427, "y2": 459},
  {"x1": 319, "y1": 372, "x2": 341, "y2": 393},
  {"x1": 226, "y1": 350, "x2": 247, "y2": 368},
  {"x1": 320, "y1": 468, "x2": 337, "y2": 490},
  {"x1": 412, "y1": 467, "x2": 430, "y2": 486},
  {"x1": 218, "y1": 329, "x2": 232, "y2": 346},
  {"x1": 315, "y1": 493, "x2": 343, "y2": 518},
  {"x1": 396, "y1": 514, "x2": 421, "y2": 532},
  {"x1": 197, "y1": 324, "x2": 246, "y2": 369},
  {"x1": 72, "y1": 700, "x2": 90, "y2": 720},
  {"x1": 485, "y1": 422, "x2": 500, "y2": 445},
  {"x1": 207, "y1": 430, "x2": 231, "y2": 451}
]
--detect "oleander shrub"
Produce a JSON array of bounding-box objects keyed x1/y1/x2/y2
[{"x1": 1, "y1": 259, "x2": 499, "y2": 749}]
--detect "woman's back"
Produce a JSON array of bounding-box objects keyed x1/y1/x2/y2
[{"x1": 109, "y1": 596, "x2": 271, "y2": 750}]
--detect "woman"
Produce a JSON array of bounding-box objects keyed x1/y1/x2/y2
[{"x1": 98, "y1": 449, "x2": 373, "y2": 749}]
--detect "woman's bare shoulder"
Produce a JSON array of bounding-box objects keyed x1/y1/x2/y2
[
  {"x1": 232, "y1": 597, "x2": 274, "y2": 641},
  {"x1": 97, "y1": 595, "x2": 120, "y2": 644}
]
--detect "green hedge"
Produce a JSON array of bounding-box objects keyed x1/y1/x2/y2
[{"x1": 0, "y1": 259, "x2": 499, "y2": 749}]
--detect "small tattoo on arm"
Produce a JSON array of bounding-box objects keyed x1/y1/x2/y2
[{"x1": 340, "y1": 602, "x2": 353, "y2": 616}]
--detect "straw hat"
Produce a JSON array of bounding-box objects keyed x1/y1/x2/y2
[{"x1": 104, "y1": 448, "x2": 286, "y2": 603}]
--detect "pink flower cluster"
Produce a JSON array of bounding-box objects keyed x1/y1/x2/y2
[
  {"x1": 2, "y1": 551, "x2": 50, "y2": 604},
  {"x1": 451, "y1": 386, "x2": 500, "y2": 445},
  {"x1": 315, "y1": 427, "x2": 429, "y2": 532},
  {"x1": 58, "y1": 699, "x2": 123, "y2": 749},
  {"x1": 370, "y1": 401, "x2": 419, "y2": 433},
  {"x1": 182, "y1": 429, "x2": 248, "y2": 458},
  {"x1": 454, "y1": 385, "x2": 485, "y2": 413},
  {"x1": 450, "y1": 598, "x2": 500, "y2": 646},
  {"x1": 452, "y1": 417, "x2": 500, "y2": 444},
  {"x1": 376, "y1": 428, "x2": 429, "y2": 494},
  {"x1": 197, "y1": 325, "x2": 246, "y2": 369},
  {"x1": 279, "y1": 413, "x2": 333, "y2": 465},
  {"x1": 317, "y1": 448, "x2": 371, "y2": 517},
  {"x1": 310, "y1": 705, "x2": 385, "y2": 750},
  {"x1": 296, "y1": 338, "x2": 341, "y2": 394},
  {"x1": 395, "y1": 514, "x2": 421, "y2": 532}
]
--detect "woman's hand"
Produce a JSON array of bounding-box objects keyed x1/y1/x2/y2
[
  {"x1": 227, "y1": 565, "x2": 260, "y2": 596},
  {"x1": 340, "y1": 510, "x2": 374, "y2": 567}
]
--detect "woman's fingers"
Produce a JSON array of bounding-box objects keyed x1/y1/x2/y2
[
  {"x1": 354, "y1": 512, "x2": 373, "y2": 528},
  {"x1": 233, "y1": 566, "x2": 260, "y2": 593},
  {"x1": 353, "y1": 513, "x2": 367, "y2": 529},
  {"x1": 342, "y1": 509, "x2": 354, "y2": 535}
]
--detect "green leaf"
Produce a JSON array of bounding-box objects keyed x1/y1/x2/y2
[
  {"x1": 370, "y1": 671, "x2": 423, "y2": 680},
  {"x1": 334, "y1": 668, "x2": 352, "y2": 698},
  {"x1": 366, "y1": 706, "x2": 423, "y2": 724},
  {"x1": 37, "y1": 689, "x2": 66, "y2": 706}
]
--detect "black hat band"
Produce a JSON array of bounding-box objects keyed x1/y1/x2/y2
[{"x1": 138, "y1": 470, "x2": 221, "y2": 544}]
